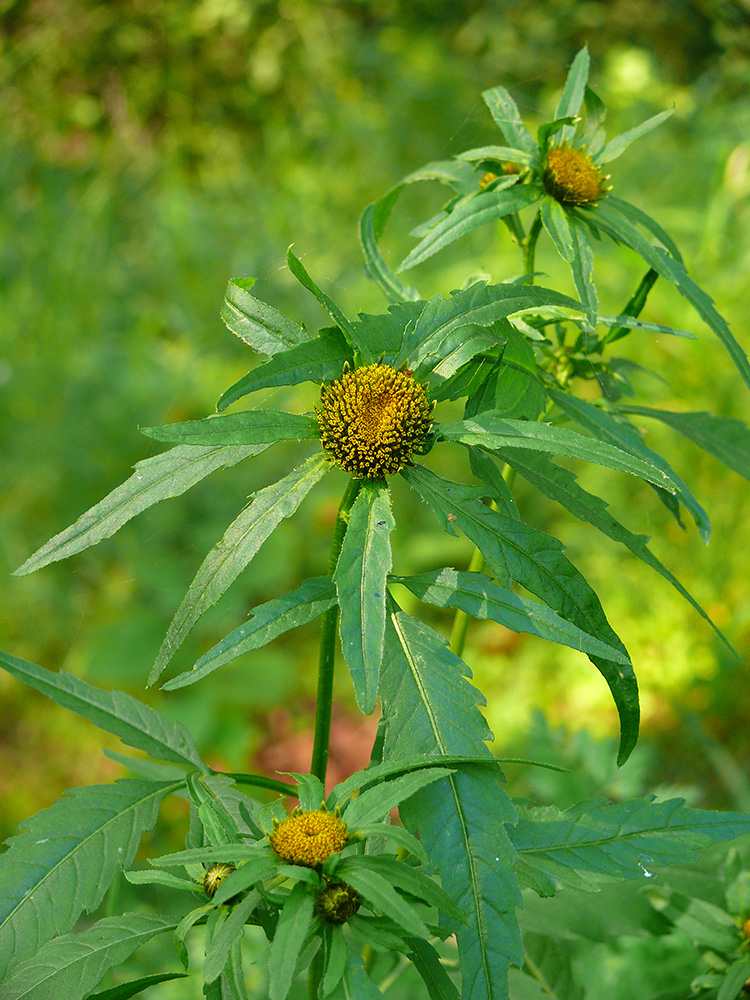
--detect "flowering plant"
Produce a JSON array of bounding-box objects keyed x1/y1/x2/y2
[{"x1": 3, "y1": 48, "x2": 750, "y2": 1000}]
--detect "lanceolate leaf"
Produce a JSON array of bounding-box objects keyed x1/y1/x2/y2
[
  {"x1": 458, "y1": 144, "x2": 534, "y2": 167},
  {"x1": 583, "y1": 203, "x2": 750, "y2": 391},
  {"x1": 2, "y1": 913, "x2": 176, "y2": 1000},
  {"x1": 14, "y1": 444, "x2": 264, "y2": 576},
  {"x1": 359, "y1": 197, "x2": 421, "y2": 304},
  {"x1": 555, "y1": 46, "x2": 590, "y2": 138},
  {"x1": 569, "y1": 215, "x2": 598, "y2": 329},
  {"x1": 540, "y1": 196, "x2": 575, "y2": 263},
  {"x1": 402, "y1": 465, "x2": 638, "y2": 763},
  {"x1": 150, "y1": 452, "x2": 330, "y2": 683},
  {"x1": 511, "y1": 797, "x2": 750, "y2": 896},
  {"x1": 621, "y1": 406, "x2": 750, "y2": 481},
  {"x1": 216, "y1": 327, "x2": 352, "y2": 411},
  {"x1": 603, "y1": 195, "x2": 683, "y2": 263},
  {"x1": 464, "y1": 325, "x2": 545, "y2": 422},
  {"x1": 396, "y1": 568, "x2": 630, "y2": 664},
  {"x1": 481, "y1": 86, "x2": 538, "y2": 159},
  {"x1": 398, "y1": 186, "x2": 543, "y2": 272},
  {"x1": 596, "y1": 109, "x2": 674, "y2": 165},
  {"x1": 334, "y1": 480, "x2": 394, "y2": 714},
  {"x1": 549, "y1": 389, "x2": 710, "y2": 541},
  {"x1": 382, "y1": 609, "x2": 523, "y2": 1000},
  {"x1": 86, "y1": 972, "x2": 189, "y2": 1000},
  {"x1": 408, "y1": 938, "x2": 461, "y2": 1000},
  {"x1": 438, "y1": 413, "x2": 681, "y2": 493},
  {"x1": 163, "y1": 576, "x2": 336, "y2": 690},
  {"x1": 141, "y1": 410, "x2": 319, "y2": 447},
  {"x1": 286, "y1": 248, "x2": 359, "y2": 352},
  {"x1": 203, "y1": 892, "x2": 260, "y2": 983},
  {"x1": 342, "y1": 767, "x2": 457, "y2": 830},
  {"x1": 220, "y1": 277, "x2": 308, "y2": 355},
  {"x1": 400, "y1": 158, "x2": 481, "y2": 195},
  {"x1": 498, "y1": 448, "x2": 726, "y2": 646},
  {"x1": 267, "y1": 883, "x2": 315, "y2": 1000},
  {"x1": 0, "y1": 779, "x2": 179, "y2": 979},
  {"x1": 0, "y1": 652, "x2": 206, "y2": 770}
]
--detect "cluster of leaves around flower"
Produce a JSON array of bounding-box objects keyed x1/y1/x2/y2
[{"x1": 5, "y1": 45, "x2": 750, "y2": 1000}]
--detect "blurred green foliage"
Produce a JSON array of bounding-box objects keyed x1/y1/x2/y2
[{"x1": 2, "y1": 0, "x2": 750, "y2": 838}]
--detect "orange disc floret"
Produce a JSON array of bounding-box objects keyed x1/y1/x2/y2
[
  {"x1": 544, "y1": 144, "x2": 607, "y2": 205},
  {"x1": 317, "y1": 363, "x2": 432, "y2": 479},
  {"x1": 270, "y1": 807, "x2": 349, "y2": 868}
]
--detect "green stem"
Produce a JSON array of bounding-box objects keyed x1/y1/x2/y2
[
  {"x1": 524, "y1": 210, "x2": 543, "y2": 279},
  {"x1": 449, "y1": 544, "x2": 486, "y2": 658},
  {"x1": 310, "y1": 476, "x2": 363, "y2": 784}
]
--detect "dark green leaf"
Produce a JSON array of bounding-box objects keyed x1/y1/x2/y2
[
  {"x1": 321, "y1": 925, "x2": 348, "y2": 996},
  {"x1": 408, "y1": 938, "x2": 461, "y2": 1000},
  {"x1": 568, "y1": 216, "x2": 598, "y2": 328},
  {"x1": 339, "y1": 953, "x2": 388, "y2": 998},
  {"x1": 220, "y1": 277, "x2": 308, "y2": 355},
  {"x1": 343, "y1": 768, "x2": 456, "y2": 830},
  {"x1": 141, "y1": 411, "x2": 319, "y2": 447},
  {"x1": 0, "y1": 652, "x2": 205, "y2": 770},
  {"x1": 382, "y1": 609, "x2": 522, "y2": 1000},
  {"x1": 439, "y1": 413, "x2": 681, "y2": 493},
  {"x1": 464, "y1": 325, "x2": 545, "y2": 421},
  {"x1": 597, "y1": 110, "x2": 673, "y2": 165},
  {"x1": 468, "y1": 448, "x2": 519, "y2": 519},
  {"x1": 398, "y1": 186, "x2": 543, "y2": 272},
  {"x1": 402, "y1": 466, "x2": 638, "y2": 763},
  {"x1": 512, "y1": 797, "x2": 750, "y2": 896},
  {"x1": 601, "y1": 196, "x2": 684, "y2": 263},
  {"x1": 267, "y1": 883, "x2": 315, "y2": 1000},
  {"x1": 621, "y1": 406, "x2": 750, "y2": 481},
  {"x1": 334, "y1": 480, "x2": 394, "y2": 714},
  {"x1": 3, "y1": 913, "x2": 176, "y2": 1000},
  {"x1": 85, "y1": 972, "x2": 189, "y2": 1000},
  {"x1": 150, "y1": 452, "x2": 330, "y2": 683},
  {"x1": 549, "y1": 390, "x2": 710, "y2": 541},
  {"x1": 286, "y1": 248, "x2": 359, "y2": 353},
  {"x1": 339, "y1": 855, "x2": 464, "y2": 924},
  {"x1": 359, "y1": 196, "x2": 421, "y2": 304},
  {"x1": 555, "y1": 47, "x2": 590, "y2": 138},
  {"x1": 396, "y1": 568, "x2": 630, "y2": 664},
  {"x1": 540, "y1": 196, "x2": 575, "y2": 263},
  {"x1": 481, "y1": 86, "x2": 538, "y2": 159},
  {"x1": 349, "y1": 823, "x2": 428, "y2": 863},
  {"x1": 15, "y1": 444, "x2": 263, "y2": 575},
  {"x1": 537, "y1": 116, "x2": 577, "y2": 156},
  {"x1": 216, "y1": 327, "x2": 351, "y2": 411},
  {"x1": 0, "y1": 779, "x2": 179, "y2": 980},
  {"x1": 203, "y1": 892, "x2": 260, "y2": 982},
  {"x1": 163, "y1": 576, "x2": 336, "y2": 690},
  {"x1": 338, "y1": 865, "x2": 430, "y2": 938}
]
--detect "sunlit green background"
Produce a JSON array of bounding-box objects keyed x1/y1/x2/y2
[{"x1": 2, "y1": 0, "x2": 750, "y2": 856}]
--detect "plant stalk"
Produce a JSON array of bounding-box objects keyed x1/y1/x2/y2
[
  {"x1": 310, "y1": 476, "x2": 363, "y2": 784},
  {"x1": 524, "y1": 210, "x2": 543, "y2": 279}
]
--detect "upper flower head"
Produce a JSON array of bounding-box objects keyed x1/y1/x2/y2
[
  {"x1": 544, "y1": 144, "x2": 606, "y2": 205},
  {"x1": 316, "y1": 362, "x2": 432, "y2": 479},
  {"x1": 270, "y1": 807, "x2": 349, "y2": 868}
]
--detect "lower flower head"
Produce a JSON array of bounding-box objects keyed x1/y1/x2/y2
[
  {"x1": 544, "y1": 144, "x2": 606, "y2": 205},
  {"x1": 203, "y1": 862, "x2": 236, "y2": 898},
  {"x1": 317, "y1": 363, "x2": 431, "y2": 479},
  {"x1": 317, "y1": 882, "x2": 361, "y2": 924},
  {"x1": 270, "y1": 807, "x2": 349, "y2": 868}
]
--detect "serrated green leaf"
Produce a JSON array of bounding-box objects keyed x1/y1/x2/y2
[
  {"x1": 0, "y1": 652, "x2": 205, "y2": 770},
  {"x1": 3, "y1": 913, "x2": 176, "y2": 1000},
  {"x1": 382, "y1": 609, "x2": 522, "y2": 1000},
  {"x1": 468, "y1": 449, "x2": 519, "y2": 519},
  {"x1": 621, "y1": 406, "x2": 750, "y2": 481},
  {"x1": 359, "y1": 196, "x2": 421, "y2": 304},
  {"x1": 224, "y1": 937, "x2": 250, "y2": 1000},
  {"x1": 498, "y1": 447, "x2": 726, "y2": 647},
  {"x1": 648, "y1": 888, "x2": 740, "y2": 953},
  {"x1": 511, "y1": 798, "x2": 750, "y2": 896},
  {"x1": 596, "y1": 109, "x2": 673, "y2": 165},
  {"x1": 540, "y1": 197, "x2": 575, "y2": 262},
  {"x1": 0, "y1": 779, "x2": 179, "y2": 980},
  {"x1": 337, "y1": 864, "x2": 430, "y2": 938},
  {"x1": 439, "y1": 412, "x2": 681, "y2": 493},
  {"x1": 481, "y1": 86, "x2": 538, "y2": 159},
  {"x1": 203, "y1": 892, "x2": 260, "y2": 983},
  {"x1": 286, "y1": 248, "x2": 358, "y2": 352},
  {"x1": 285, "y1": 772, "x2": 326, "y2": 812},
  {"x1": 397, "y1": 279, "x2": 580, "y2": 376},
  {"x1": 210, "y1": 853, "x2": 278, "y2": 905},
  {"x1": 396, "y1": 568, "x2": 630, "y2": 665},
  {"x1": 398, "y1": 186, "x2": 543, "y2": 272},
  {"x1": 163, "y1": 575, "x2": 336, "y2": 690},
  {"x1": 350, "y1": 823, "x2": 428, "y2": 863},
  {"x1": 343, "y1": 768, "x2": 456, "y2": 830},
  {"x1": 220, "y1": 277, "x2": 308, "y2": 355},
  {"x1": 321, "y1": 925, "x2": 348, "y2": 997},
  {"x1": 400, "y1": 159, "x2": 479, "y2": 195},
  {"x1": 340, "y1": 855, "x2": 464, "y2": 924},
  {"x1": 85, "y1": 972, "x2": 189, "y2": 1000},
  {"x1": 584, "y1": 203, "x2": 750, "y2": 391},
  {"x1": 151, "y1": 452, "x2": 330, "y2": 683},
  {"x1": 268, "y1": 882, "x2": 315, "y2": 1000},
  {"x1": 549, "y1": 390, "x2": 710, "y2": 541},
  {"x1": 569, "y1": 216, "x2": 598, "y2": 328},
  {"x1": 338, "y1": 953, "x2": 388, "y2": 998},
  {"x1": 555, "y1": 47, "x2": 589, "y2": 140},
  {"x1": 464, "y1": 325, "x2": 545, "y2": 421},
  {"x1": 457, "y1": 145, "x2": 534, "y2": 166},
  {"x1": 141, "y1": 411, "x2": 319, "y2": 447},
  {"x1": 600, "y1": 196, "x2": 684, "y2": 262},
  {"x1": 408, "y1": 938, "x2": 461, "y2": 1000},
  {"x1": 174, "y1": 904, "x2": 212, "y2": 968},
  {"x1": 216, "y1": 327, "x2": 351, "y2": 412},
  {"x1": 124, "y1": 869, "x2": 196, "y2": 891},
  {"x1": 347, "y1": 914, "x2": 411, "y2": 955},
  {"x1": 350, "y1": 300, "x2": 426, "y2": 367},
  {"x1": 402, "y1": 465, "x2": 638, "y2": 764},
  {"x1": 14, "y1": 444, "x2": 263, "y2": 575},
  {"x1": 334, "y1": 480, "x2": 394, "y2": 714}
]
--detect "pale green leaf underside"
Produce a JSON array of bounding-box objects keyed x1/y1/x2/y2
[
  {"x1": 511, "y1": 797, "x2": 750, "y2": 896},
  {"x1": 3, "y1": 914, "x2": 175, "y2": 1000},
  {"x1": 220, "y1": 277, "x2": 308, "y2": 355},
  {"x1": 150, "y1": 451, "x2": 330, "y2": 682},
  {"x1": 15, "y1": 444, "x2": 264, "y2": 576},
  {"x1": 0, "y1": 779, "x2": 178, "y2": 980},
  {"x1": 334, "y1": 480, "x2": 394, "y2": 714},
  {"x1": 0, "y1": 652, "x2": 206, "y2": 770},
  {"x1": 141, "y1": 410, "x2": 319, "y2": 447}
]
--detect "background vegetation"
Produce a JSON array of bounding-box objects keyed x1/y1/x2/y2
[{"x1": 2, "y1": 0, "x2": 750, "y2": 842}]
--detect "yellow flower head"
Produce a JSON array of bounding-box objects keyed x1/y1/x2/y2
[
  {"x1": 544, "y1": 144, "x2": 606, "y2": 205},
  {"x1": 317, "y1": 363, "x2": 431, "y2": 479},
  {"x1": 270, "y1": 807, "x2": 349, "y2": 868}
]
